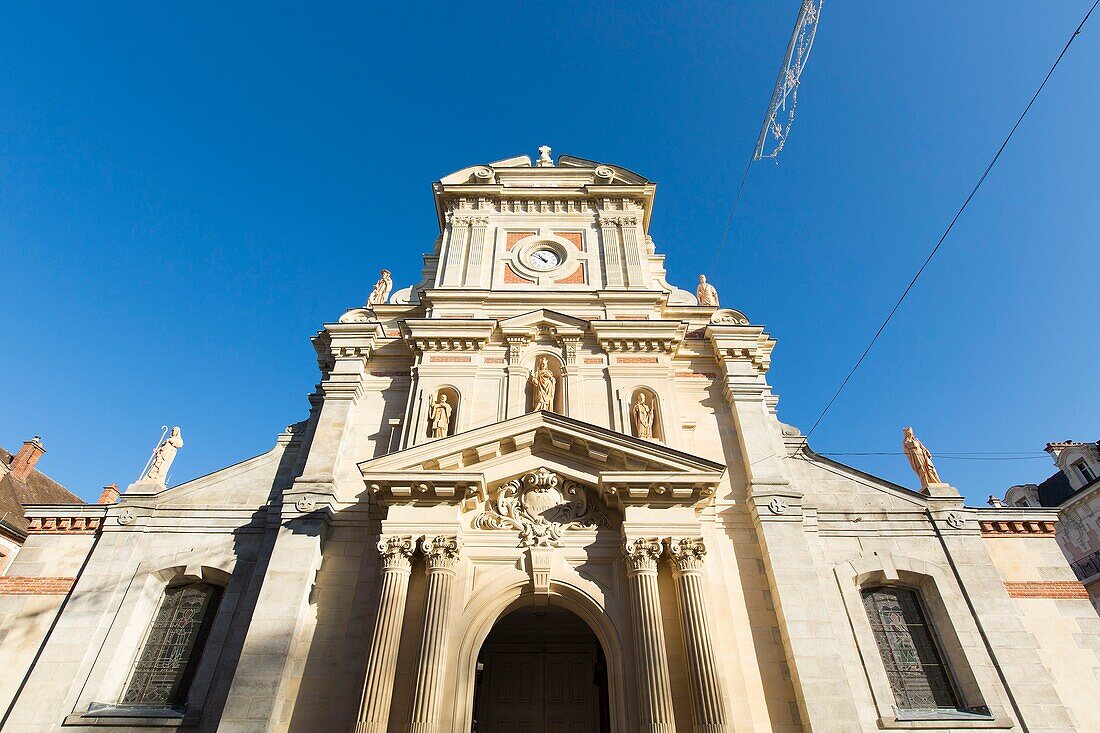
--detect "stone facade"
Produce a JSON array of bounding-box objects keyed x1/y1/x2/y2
[{"x1": 2, "y1": 151, "x2": 1099, "y2": 732}]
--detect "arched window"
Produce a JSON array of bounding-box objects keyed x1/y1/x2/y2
[
  {"x1": 122, "y1": 582, "x2": 223, "y2": 708},
  {"x1": 861, "y1": 586, "x2": 960, "y2": 711}
]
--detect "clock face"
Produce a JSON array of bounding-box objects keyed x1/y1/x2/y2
[{"x1": 528, "y1": 248, "x2": 562, "y2": 271}]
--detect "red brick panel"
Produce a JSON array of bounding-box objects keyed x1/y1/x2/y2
[
  {"x1": 503, "y1": 264, "x2": 535, "y2": 284},
  {"x1": 554, "y1": 263, "x2": 586, "y2": 285},
  {"x1": 1004, "y1": 581, "x2": 1089, "y2": 599},
  {"x1": 0, "y1": 576, "x2": 76, "y2": 595},
  {"x1": 506, "y1": 231, "x2": 536, "y2": 251},
  {"x1": 553, "y1": 231, "x2": 585, "y2": 251}
]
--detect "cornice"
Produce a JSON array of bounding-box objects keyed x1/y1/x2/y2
[
  {"x1": 705, "y1": 323, "x2": 775, "y2": 374},
  {"x1": 400, "y1": 319, "x2": 496, "y2": 352},
  {"x1": 590, "y1": 320, "x2": 687, "y2": 353}
]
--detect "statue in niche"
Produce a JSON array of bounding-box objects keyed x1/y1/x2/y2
[
  {"x1": 529, "y1": 357, "x2": 557, "y2": 412},
  {"x1": 367, "y1": 269, "x2": 392, "y2": 307},
  {"x1": 429, "y1": 393, "x2": 453, "y2": 439},
  {"x1": 903, "y1": 426, "x2": 942, "y2": 489},
  {"x1": 696, "y1": 274, "x2": 719, "y2": 307},
  {"x1": 143, "y1": 426, "x2": 184, "y2": 484},
  {"x1": 632, "y1": 393, "x2": 655, "y2": 439}
]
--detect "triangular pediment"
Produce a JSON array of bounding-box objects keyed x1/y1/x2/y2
[
  {"x1": 358, "y1": 411, "x2": 725, "y2": 508},
  {"x1": 497, "y1": 309, "x2": 589, "y2": 338}
]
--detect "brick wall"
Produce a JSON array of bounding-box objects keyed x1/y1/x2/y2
[
  {"x1": 0, "y1": 576, "x2": 75, "y2": 595},
  {"x1": 1004, "y1": 581, "x2": 1090, "y2": 599}
]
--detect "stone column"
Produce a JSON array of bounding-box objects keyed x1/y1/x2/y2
[
  {"x1": 354, "y1": 535, "x2": 417, "y2": 733},
  {"x1": 622, "y1": 537, "x2": 675, "y2": 733},
  {"x1": 407, "y1": 536, "x2": 462, "y2": 733},
  {"x1": 666, "y1": 538, "x2": 727, "y2": 733}
]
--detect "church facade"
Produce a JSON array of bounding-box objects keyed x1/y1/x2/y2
[{"x1": 2, "y1": 151, "x2": 1099, "y2": 733}]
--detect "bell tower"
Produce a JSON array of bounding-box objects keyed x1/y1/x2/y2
[{"x1": 392, "y1": 148, "x2": 696, "y2": 313}]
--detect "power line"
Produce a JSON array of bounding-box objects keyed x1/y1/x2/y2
[
  {"x1": 819, "y1": 452, "x2": 1048, "y2": 462},
  {"x1": 799, "y1": 0, "x2": 1098, "y2": 445}
]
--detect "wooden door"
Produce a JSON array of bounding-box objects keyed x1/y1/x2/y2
[{"x1": 476, "y1": 645, "x2": 599, "y2": 733}]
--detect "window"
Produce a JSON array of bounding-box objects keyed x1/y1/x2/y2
[
  {"x1": 1072, "y1": 460, "x2": 1096, "y2": 484},
  {"x1": 122, "y1": 582, "x2": 222, "y2": 708},
  {"x1": 862, "y1": 586, "x2": 960, "y2": 711}
]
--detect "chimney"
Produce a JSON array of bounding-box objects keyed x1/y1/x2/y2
[
  {"x1": 97, "y1": 484, "x2": 120, "y2": 505},
  {"x1": 9, "y1": 436, "x2": 45, "y2": 481}
]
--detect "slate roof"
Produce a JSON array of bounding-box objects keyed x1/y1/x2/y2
[
  {"x1": 0, "y1": 446, "x2": 84, "y2": 537},
  {"x1": 1035, "y1": 468, "x2": 1100, "y2": 508}
]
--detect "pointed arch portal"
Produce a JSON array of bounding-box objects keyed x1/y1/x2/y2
[{"x1": 472, "y1": 605, "x2": 610, "y2": 733}]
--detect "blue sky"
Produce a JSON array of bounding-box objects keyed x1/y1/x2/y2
[{"x1": 1, "y1": 2, "x2": 1096, "y2": 504}]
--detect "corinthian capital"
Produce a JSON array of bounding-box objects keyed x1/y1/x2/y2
[
  {"x1": 378, "y1": 535, "x2": 416, "y2": 572},
  {"x1": 665, "y1": 537, "x2": 707, "y2": 573},
  {"x1": 421, "y1": 535, "x2": 462, "y2": 570},
  {"x1": 622, "y1": 537, "x2": 664, "y2": 573}
]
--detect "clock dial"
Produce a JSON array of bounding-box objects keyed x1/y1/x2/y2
[{"x1": 528, "y1": 248, "x2": 562, "y2": 271}]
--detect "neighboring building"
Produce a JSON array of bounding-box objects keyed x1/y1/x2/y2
[
  {"x1": 0, "y1": 437, "x2": 84, "y2": 572},
  {"x1": 2, "y1": 151, "x2": 1099, "y2": 733},
  {"x1": 997, "y1": 440, "x2": 1100, "y2": 613}
]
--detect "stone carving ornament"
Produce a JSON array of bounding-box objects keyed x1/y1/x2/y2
[
  {"x1": 475, "y1": 468, "x2": 608, "y2": 547},
  {"x1": 666, "y1": 537, "x2": 707, "y2": 572},
  {"x1": 421, "y1": 535, "x2": 462, "y2": 570}
]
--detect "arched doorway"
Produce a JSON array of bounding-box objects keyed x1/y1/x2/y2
[{"x1": 472, "y1": 605, "x2": 610, "y2": 732}]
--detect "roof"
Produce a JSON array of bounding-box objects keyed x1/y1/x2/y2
[
  {"x1": 1032, "y1": 468, "x2": 1100, "y2": 508},
  {"x1": 0, "y1": 446, "x2": 84, "y2": 537}
]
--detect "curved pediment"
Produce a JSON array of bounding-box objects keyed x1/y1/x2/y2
[{"x1": 358, "y1": 411, "x2": 725, "y2": 509}]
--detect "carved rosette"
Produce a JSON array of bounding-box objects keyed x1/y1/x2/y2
[
  {"x1": 474, "y1": 468, "x2": 608, "y2": 547},
  {"x1": 622, "y1": 537, "x2": 664, "y2": 574},
  {"x1": 377, "y1": 535, "x2": 416, "y2": 572},
  {"x1": 421, "y1": 535, "x2": 462, "y2": 571},
  {"x1": 666, "y1": 537, "x2": 707, "y2": 574}
]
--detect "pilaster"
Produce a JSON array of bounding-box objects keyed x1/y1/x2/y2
[
  {"x1": 219, "y1": 515, "x2": 325, "y2": 731},
  {"x1": 708, "y1": 322, "x2": 861, "y2": 732}
]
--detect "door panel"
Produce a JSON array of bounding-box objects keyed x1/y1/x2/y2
[{"x1": 477, "y1": 646, "x2": 599, "y2": 733}]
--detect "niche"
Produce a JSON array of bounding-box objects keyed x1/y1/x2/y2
[
  {"x1": 629, "y1": 387, "x2": 662, "y2": 442},
  {"x1": 526, "y1": 354, "x2": 565, "y2": 414},
  {"x1": 427, "y1": 386, "x2": 460, "y2": 438}
]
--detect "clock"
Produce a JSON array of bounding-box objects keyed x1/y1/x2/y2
[{"x1": 527, "y1": 248, "x2": 562, "y2": 271}]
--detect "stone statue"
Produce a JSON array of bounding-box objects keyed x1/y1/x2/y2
[
  {"x1": 429, "y1": 393, "x2": 453, "y2": 439},
  {"x1": 632, "y1": 393, "x2": 655, "y2": 439},
  {"x1": 536, "y1": 145, "x2": 554, "y2": 167},
  {"x1": 696, "y1": 275, "x2": 719, "y2": 307},
  {"x1": 144, "y1": 426, "x2": 183, "y2": 484},
  {"x1": 529, "y1": 357, "x2": 557, "y2": 412},
  {"x1": 367, "y1": 269, "x2": 392, "y2": 307},
  {"x1": 902, "y1": 427, "x2": 942, "y2": 489}
]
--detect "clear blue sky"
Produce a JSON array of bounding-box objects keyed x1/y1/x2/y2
[{"x1": 2, "y1": 2, "x2": 1097, "y2": 505}]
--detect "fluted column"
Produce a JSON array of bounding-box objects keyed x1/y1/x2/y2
[
  {"x1": 407, "y1": 536, "x2": 462, "y2": 733},
  {"x1": 354, "y1": 535, "x2": 416, "y2": 733},
  {"x1": 666, "y1": 538, "x2": 727, "y2": 733},
  {"x1": 623, "y1": 537, "x2": 675, "y2": 733}
]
